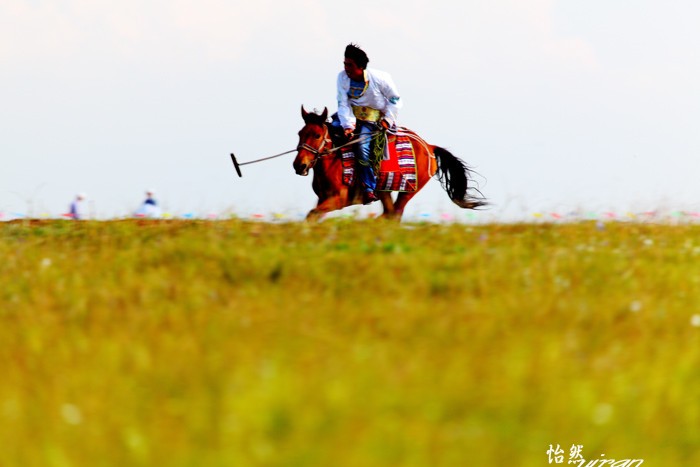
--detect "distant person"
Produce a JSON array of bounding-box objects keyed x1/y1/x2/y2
[
  {"x1": 135, "y1": 189, "x2": 162, "y2": 218},
  {"x1": 68, "y1": 193, "x2": 86, "y2": 220}
]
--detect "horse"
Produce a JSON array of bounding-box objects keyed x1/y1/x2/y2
[{"x1": 293, "y1": 106, "x2": 486, "y2": 221}]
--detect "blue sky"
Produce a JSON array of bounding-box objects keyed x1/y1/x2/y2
[{"x1": 2, "y1": 1, "x2": 698, "y2": 219}]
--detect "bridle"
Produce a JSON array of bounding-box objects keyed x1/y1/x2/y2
[{"x1": 296, "y1": 125, "x2": 333, "y2": 169}]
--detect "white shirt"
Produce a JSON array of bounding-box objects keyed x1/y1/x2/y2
[{"x1": 337, "y1": 68, "x2": 402, "y2": 130}]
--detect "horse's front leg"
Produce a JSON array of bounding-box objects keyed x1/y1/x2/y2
[{"x1": 306, "y1": 193, "x2": 348, "y2": 221}]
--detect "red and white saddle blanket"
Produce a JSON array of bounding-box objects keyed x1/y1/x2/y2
[{"x1": 341, "y1": 130, "x2": 418, "y2": 192}]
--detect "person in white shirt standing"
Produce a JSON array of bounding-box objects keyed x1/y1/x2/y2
[
  {"x1": 134, "y1": 189, "x2": 162, "y2": 218},
  {"x1": 335, "y1": 43, "x2": 402, "y2": 204}
]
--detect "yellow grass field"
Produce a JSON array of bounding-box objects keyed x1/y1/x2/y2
[{"x1": 1, "y1": 219, "x2": 698, "y2": 466}]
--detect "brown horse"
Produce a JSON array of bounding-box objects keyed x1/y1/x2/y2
[{"x1": 293, "y1": 106, "x2": 486, "y2": 221}]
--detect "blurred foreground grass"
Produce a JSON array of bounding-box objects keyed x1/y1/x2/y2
[{"x1": 1, "y1": 219, "x2": 699, "y2": 466}]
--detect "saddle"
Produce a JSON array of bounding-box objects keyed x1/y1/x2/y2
[{"x1": 334, "y1": 127, "x2": 418, "y2": 193}]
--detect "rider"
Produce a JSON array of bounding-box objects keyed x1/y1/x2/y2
[{"x1": 335, "y1": 43, "x2": 402, "y2": 204}]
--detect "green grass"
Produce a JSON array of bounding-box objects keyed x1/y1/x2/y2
[{"x1": 1, "y1": 219, "x2": 699, "y2": 466}]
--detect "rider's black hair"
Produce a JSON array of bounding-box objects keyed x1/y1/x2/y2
[{"x1": 344, "y1": 43, "x2": 369, "y2": 69}]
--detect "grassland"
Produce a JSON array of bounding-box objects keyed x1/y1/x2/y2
[{"x1": 1, "y1": 219, "x2": 698, "y2": 466}]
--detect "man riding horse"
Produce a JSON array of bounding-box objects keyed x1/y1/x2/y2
[
  {"x1": 333, "y1": 43, "x2": 402, "y2": 204},
  {"x1": 292, "y1": 45, "x2": 485, "y2": 220}
]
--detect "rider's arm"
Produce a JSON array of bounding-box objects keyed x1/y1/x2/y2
[
  {"x1": 376, "y1": 71, "x2": 402, "y2": 127},
  {"x1": 336, "y1": 72, "x2": 356, "y2": 131}
]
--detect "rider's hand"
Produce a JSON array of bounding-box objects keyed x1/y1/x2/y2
[
  {"x1": 380, "y1": 119, "x2": 391, "y2": 130},
  {"x1": 344, "y1": 127, "x2": 354, "y2": 138}
]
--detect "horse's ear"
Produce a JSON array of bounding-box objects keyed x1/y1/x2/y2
[
  {"x1": 321, "y1": 107, "x2": 328, "y2": 121},
  {"x1": 301, "y1": 105, "x2": 309, "y2": 122}
]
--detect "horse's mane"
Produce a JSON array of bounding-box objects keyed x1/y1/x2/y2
[
  {"x1": 303, "y1": 112, "x2": 327, "y2": 126},
  {"x1": 304, "y1": 112, "x2": 346, "y2": 147}
]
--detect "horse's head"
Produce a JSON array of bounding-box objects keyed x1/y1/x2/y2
[{"x1": 293, "y1": 106, "x2": 331, "y2": 176}]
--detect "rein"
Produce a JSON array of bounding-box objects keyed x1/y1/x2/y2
[
  {"x1": 325, "y1": 132, "x2": 378, "y2": 155},
  {"x1": 296, "y1": 127, "x2": 380, "y2": 170},
  {"x1": 302, "y1": 130, "x2": 381, "y2": 159}
]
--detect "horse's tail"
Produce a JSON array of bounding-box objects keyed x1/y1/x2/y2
[{"x1": 433, "y1": 146, "x2": 487, "y2": 209}]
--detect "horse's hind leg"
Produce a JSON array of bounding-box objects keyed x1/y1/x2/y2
[
  {"x1": 378, "y1": 192, "x2": 399, "y2": 220},
  {"x1": 392, "y1": 192, "x2": 418, "y2": 220}
]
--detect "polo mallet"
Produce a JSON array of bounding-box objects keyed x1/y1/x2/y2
[
  {"x1": 229, "y1": 132, "x2": 374, "y2": 177},
  {"x1": 230, "y1": 149, "x2": 298, "y2": 178},
  {"x1": 230, "y1": 153, "x2": 243, "y2": 177}
]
